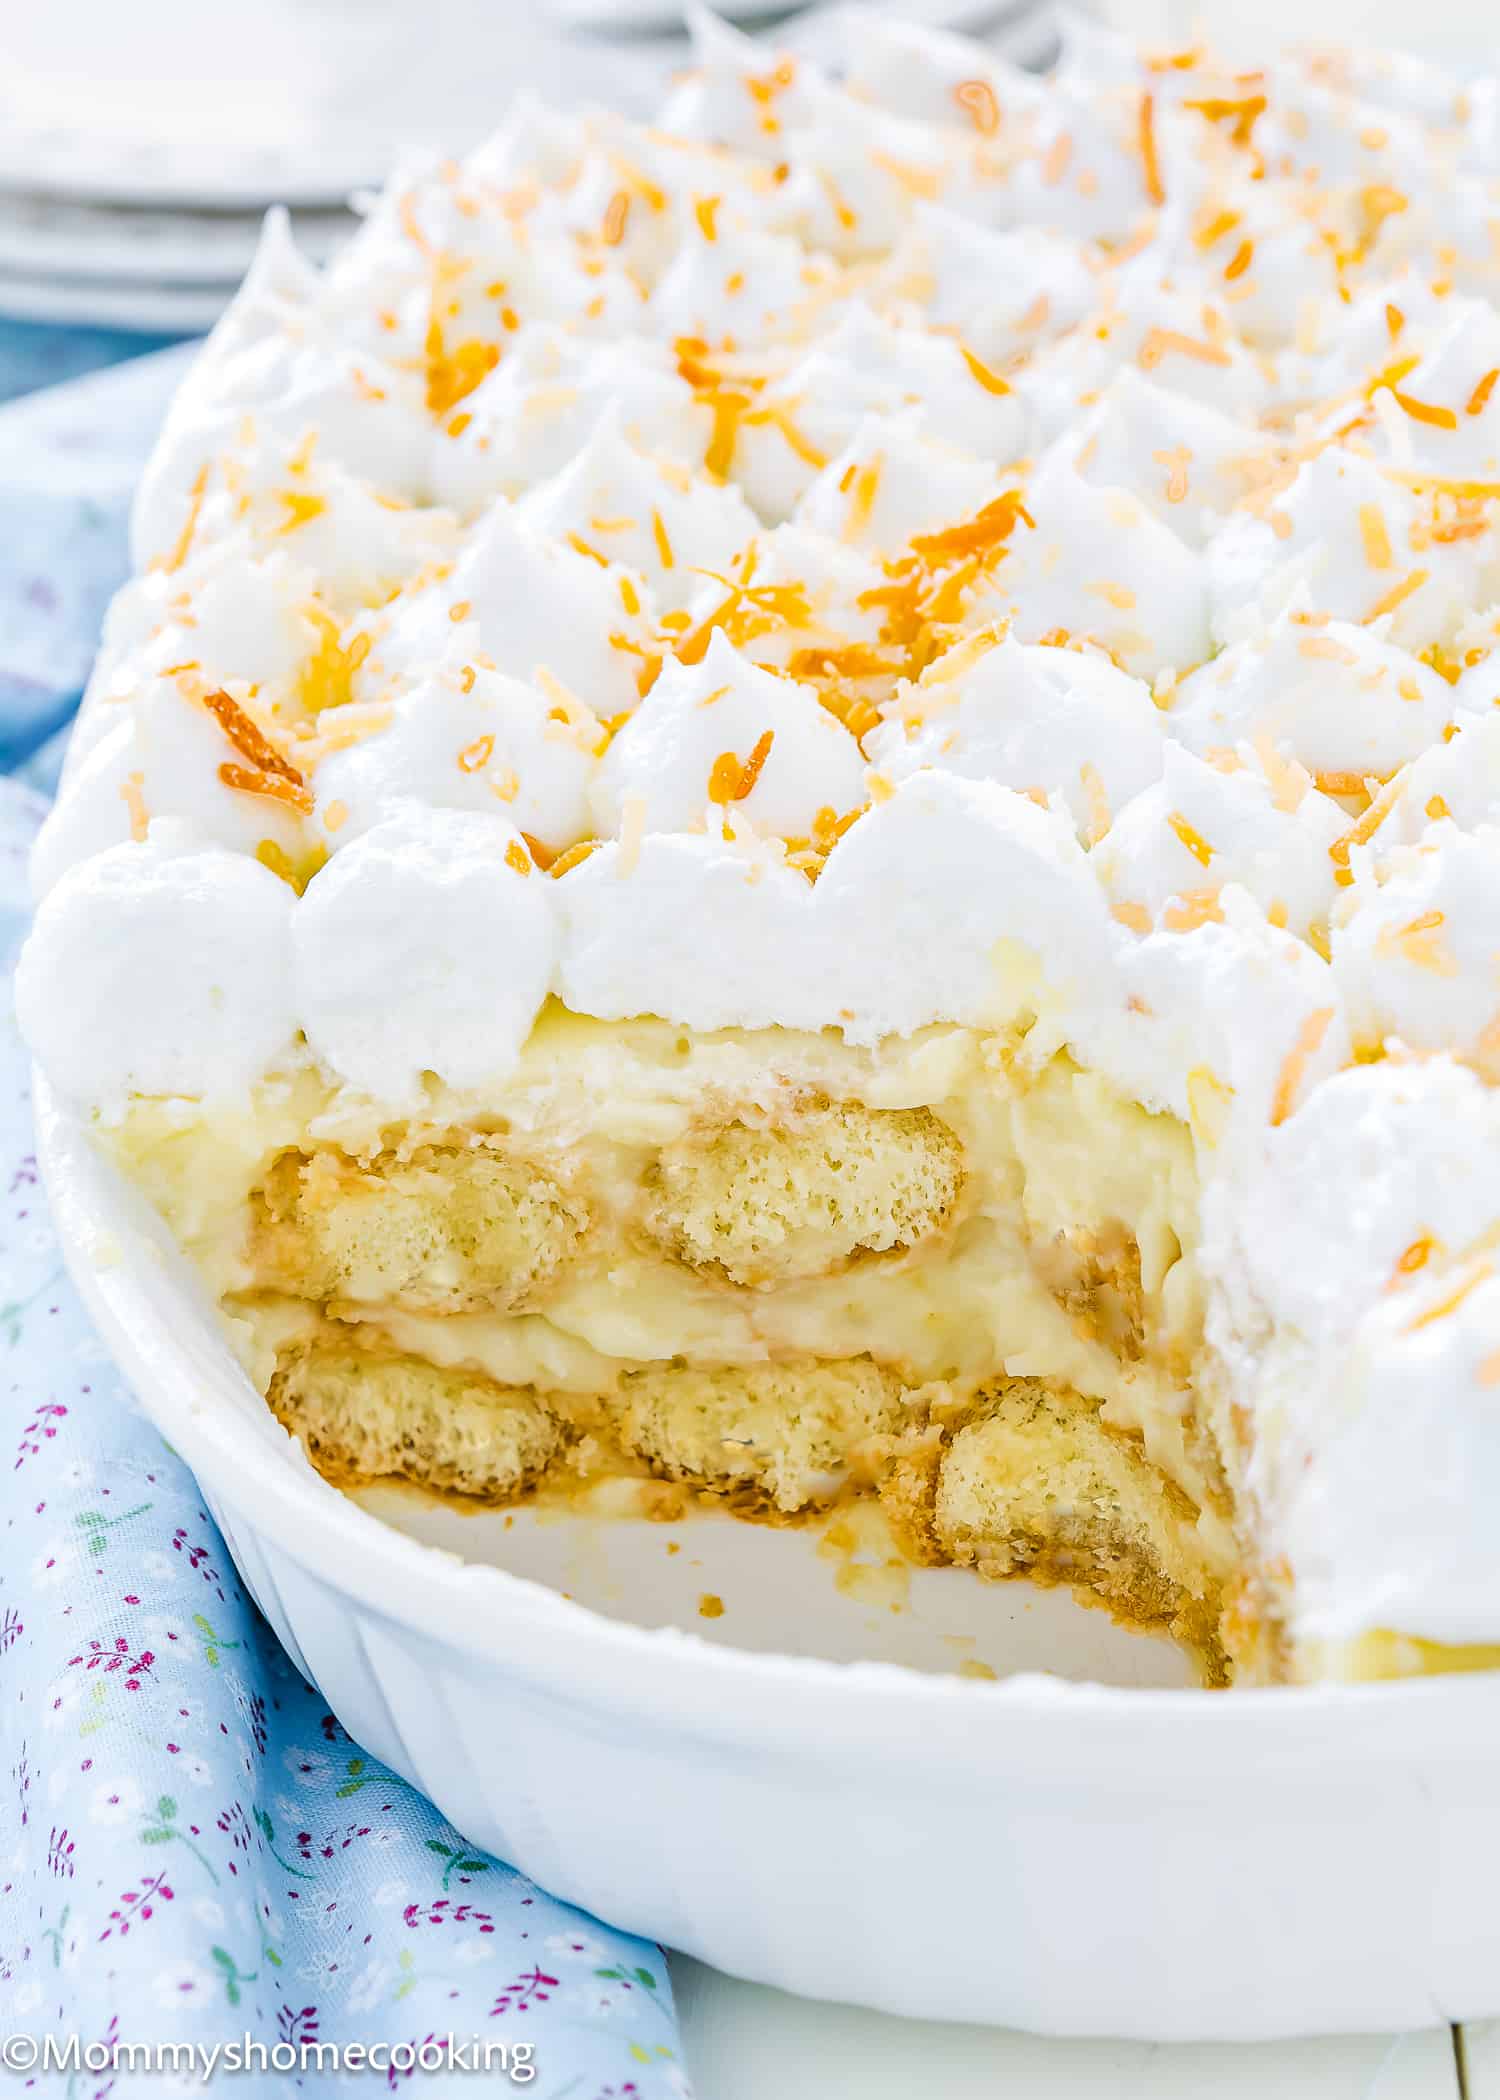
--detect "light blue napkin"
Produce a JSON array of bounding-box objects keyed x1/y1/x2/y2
[{"x1": 0, "y1": 330, "x2": 689, "y2": 2095}]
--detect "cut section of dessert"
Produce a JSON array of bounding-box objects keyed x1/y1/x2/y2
[{"x1": 83, "y1": 1009, "x2": 1231, "y2": 1674}]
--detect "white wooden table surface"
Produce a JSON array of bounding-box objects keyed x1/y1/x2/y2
[{"x1": 670, "y1": 1958, "x2": 1494, "y2": 2099}]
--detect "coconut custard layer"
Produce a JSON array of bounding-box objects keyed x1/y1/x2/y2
[{"x1": 106, "y1": 1006, "x2": 1239, "y2": 1671}]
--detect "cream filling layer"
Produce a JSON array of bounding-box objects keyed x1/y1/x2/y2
[{"x1": 101, "y1": 1003, "x2": 1231, "y2": 1574}]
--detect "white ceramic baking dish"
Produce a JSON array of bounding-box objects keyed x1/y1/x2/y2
[{"x1": 37, "y1": 1075, "x2": 1500, "y2": 2043}]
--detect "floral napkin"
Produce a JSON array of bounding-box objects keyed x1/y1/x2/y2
[{"x1": 0, "y1": 327, "x2": 689, "y2": 2095}]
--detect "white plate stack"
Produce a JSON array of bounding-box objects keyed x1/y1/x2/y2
[
  {"x1": 0, "y1": 0, "x2": 1055, "y2": 336},
  {"x1": 0, "y1": 195, "x2": 357, "y2": 337}
]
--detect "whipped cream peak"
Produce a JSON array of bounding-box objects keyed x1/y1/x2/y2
[
  {"x1": 1230, "y1": 1053, "x2": 1500, "y2": 1343},
  {"x1": 140, "y1": 425, "x2": 461, "y2": 612},
  {"x1": 462, "y1": 94, "x2": 590, "y2": 193},
  {"x1": 886, "y1": 207, "x2": 1096, "y2": 367},
  {"x1": 794, "y1": 409, "x2": 1004, "y2": 553},
  {"x1": 518, "y1": 407, "x2": 759, "y2": 609},
  {"x1": 674, "y1": 522, "x2": 887, "y2": 683},
  {"x1": 1094, "y1": 737, "x2": 1346, "y2": 938},
  {"x1": 1061, "y1": 367, "x2": 1259, "y2": 547},
  {"x1": 991, "y1": 448, "x2": 1210, "y2": 678},
  {"x1": 365, "y1": 496, "x2": 655, "y2": 717},
  {"x1": 427, "y1": 329, "x2": 711, "y2": 515},
  {"x1": 30, "y1": 679, "x2": 308, "y2": 903},
  {"x1": 733, "y1": 301, "x2": 1031, "y2": 522},
  {"x1": 1331, "y1": 821, "x2": 1500, "y2": 1056},
  {"x1": 1375, "y1": 708, "x2": 1500, "y2": 852},
  {"x1": 1171, "y1": 601, "x2": 1456, "y2": 783},
  {"x1": 18, "y1": 833, "x2": 297, "y2": 1108},
  {"x1": 592, "y1": 628, "x2": 866, "y2": 839},
  {"x1": 291, "y1": 805, "x2": 556, "y2": 1101},
  {"x1": 650, "y1": 217, "x2": 841, "y2": 352},
  {"x1": 1071, "y1": 887, "x2": 1351, "y2": 1138},
  {"x1": 313, "y1": 659, "x2": 598, "y2": 860},
  {"x1": 1283, "y1": 1256, "x2": 1500, "y2": 1644},
  {"x1": 868, "y1": 629, "x2": 1164, "y2": 843},
  {"x1": 842, "y1": 16, "x2": 1049, "y2": 138},
  {"x1": 662, "y1": 4, "x2": 827, "y2": 162}
]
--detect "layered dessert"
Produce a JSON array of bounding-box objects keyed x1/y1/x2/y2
[{"x1": 21, "y1": 8, "x2": 1500, "y2": 1686}]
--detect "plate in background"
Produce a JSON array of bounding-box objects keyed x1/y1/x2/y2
[
  {"x1": 0, "y1": 1, "x2": 664, "y2": 209},
  {"x1": 556, "y1": 0, "x2": 816, "y2": 26},
  {"x1": 556, "y1": 0, "x2": 1043, "y2": 33},
  {"x1": 785, "y1": 0, "x2": 1060, "y2": 64},
  {"x1": 0, "y1": 271, "x2": 231, "y2": 334},
  {"x1": 0, "y1": 196, "x2": 354, "y2": 287}
]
